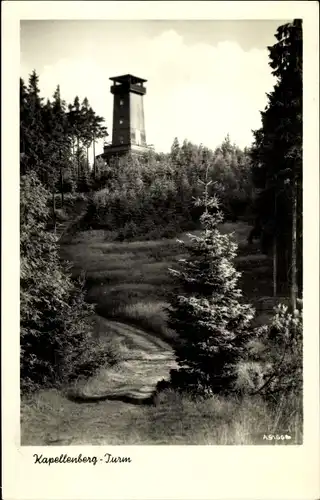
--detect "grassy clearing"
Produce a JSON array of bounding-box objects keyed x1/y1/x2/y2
[
  {"x1": 21, "y1": 220, "x2": 300, "y2": 446},
  {"x1": 60, "y1": 231, "x2": 186, "y2": 343},
  {"x1": 60, "y1": 221, "x2": 276, "y2": 335},
  {"x1": 21, "y1": 388, "x2": 302, "y2": 446}
]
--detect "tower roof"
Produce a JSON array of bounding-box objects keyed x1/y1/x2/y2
[{"x1": 109, "y1": 74, "x2": 147, "y2": 85}]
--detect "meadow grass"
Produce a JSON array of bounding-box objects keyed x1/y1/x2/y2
[
  {"x1": 60, "y1": 221, "x2": 275, "y2": 335},
  {"x1": 21, "y1": 221, "x2": 301, "y2": 446},
  {"x1": 60, "y1": 230, "x2": 185, "y2": 342},
  {"x1": 21, "y1": 388, "x2": 302, "y2": 446},
  {"x1": 109, "y1": 300, "x2": 176, "y2": 343}
]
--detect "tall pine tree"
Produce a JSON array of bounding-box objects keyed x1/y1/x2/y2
[
  {"x1": 20, "y1": 71, "x2": 46, "y2": 181},
  {"x1": 251, "y1": 19, "x2": 302, "y2": 303},
  {"x1": 168, "y1": 188, "x2": 255, "y2": 396}
]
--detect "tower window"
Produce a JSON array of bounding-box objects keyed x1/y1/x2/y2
[
  {"x1": 120, "y1": 99, "x2": 124, "y2": 106},
  {"x1": 119, "y1": 119, "x2": 123, "y2": 125},
  {"x1": 119, "y1": 136, "x2": 124, "y2": 144}
]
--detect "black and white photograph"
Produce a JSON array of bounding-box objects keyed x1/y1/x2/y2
[
  {"x1": 2, "y1": 2, "x2": 319, "y2": 499},
  {"x1": 19, "y1": 17, "x2": 304, "y2": 445}
]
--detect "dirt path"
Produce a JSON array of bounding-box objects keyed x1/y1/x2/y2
[
  {"x1": 21, "y1": 221, "x2": 289, "y2": 446},
  {"x1": 70, "y1": 318, "x2": 178, "y2": 404},
  {"x1": 54, "y1": 198, "x2": 88, "y2": 241},
  {"x1": 54, "y1": 199, "x2": 177, "y2": 404}
]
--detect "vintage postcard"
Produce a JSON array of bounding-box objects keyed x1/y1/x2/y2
[{"x1": 2, "y1": 1, "x2": 319, "y2": 499}]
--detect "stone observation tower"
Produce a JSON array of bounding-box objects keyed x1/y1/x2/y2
[{"x1": 99, "y1": 74, "x2": 149, "y2": 161}]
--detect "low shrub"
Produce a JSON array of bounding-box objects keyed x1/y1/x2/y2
[
  {"x1": 233, "y1": 360, "x2": 272, "y2": 394},
  {"x1": 253, "y1": 300, "x2": 303, "y2": 399},
  {"x1": 55, "y1": 287, "x2": 121, "y2": 385}
]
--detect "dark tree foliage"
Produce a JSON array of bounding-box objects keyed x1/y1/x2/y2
[
  {"x1": 20, "y1": 173, "x2": 115, "y2": 391},
  {"x1": 250, "y1": 19, "x2": 302, "y2": 297},
  {"x1": 20, "y1": 71, "x2": 46, "y2": 180},
  {"x1": 19, "y1": 71, "x2": 111, "y2": 392},
  {"x1": 20, "y1": 70, "x2": 108, "y2": 193},
  {"x1": 166, "y1": 190, "x2": 255, "y2": 396},
  {"x1": 84, "y1": 136, "x2": 253, "y2": 240}
]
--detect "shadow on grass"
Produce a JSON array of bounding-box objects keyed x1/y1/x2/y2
[{"x1": 67, "y1": 391, "x2": 156, "y2": 406}]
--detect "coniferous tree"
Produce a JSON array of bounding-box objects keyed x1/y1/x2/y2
[
  {"x1": 51, "y1": 85, "x2": 71, "y2": 205},
  {"x1": 67, "y1": 96, "x2": 101, "y2": 190},
  {"x1": 251, "y1": 19, "x2": 302, "y2": 303},
  {"x1": 20, "y1": 172, "x2": 115, "y2": 391},
  {"x1": 20, "y1": 71, "x2": 46, "y2": 181},
  {"x1": 170, "y1": 137, "x2": 181, "y2": 166},
  {"x1": 80, "y1": 98, "x2": 94, "y2": 171},
  {"x1": 67, "y1": 96, "x2": 84, "y2": 184},
  {"x1": 74, "y1": 96, "x2": 82, "y2": 181},
  {"x1": 91, "y1": 111, "x2": 108, "y2": 179},
  {"x1": 20, "y1": 78, "x2": 29, "y2": 171},
  {"x1": 167, "y1": 186, "x2": 255, "y2": 396}
]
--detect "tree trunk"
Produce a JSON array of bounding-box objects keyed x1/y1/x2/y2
[
  {"x1": 297, "y1": 180, "x2": 303, "y2": 297},
  {"x1": 77, "y1": 136, "x2": 80, "y2": 181},
  {"x1": 60, "y1": 167, "x2": 64, "y2": 207},
  {"x1": 273, "y1": 189, "x2": 277, "y2": 297},
  {"x1": 52, "y1": 190, "x2": 56, "y2": 234},
  {"x1": 59, "y1": 148, "x2": 64, "y2": 207},
  {"x1": 291, "y1": 174, "x2": 297, "y2": 311},
  {"x1": 93, "y1": 136, "x2": 96, "y2": 180},
  {"x1": 273, "y1": 236, "x2": 277, "y2": 297}
]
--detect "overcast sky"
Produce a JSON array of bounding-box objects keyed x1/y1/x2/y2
[{"x1": 20, "y1": 20, "x2": 288, "y2": 154}]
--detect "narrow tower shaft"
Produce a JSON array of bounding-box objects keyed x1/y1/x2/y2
[
  {"x1": 110, "y1": 74, "x2": 147, "y2": 148},
  {"x1": 97, "y1": 74, "x2": 149, "y2": 162}
]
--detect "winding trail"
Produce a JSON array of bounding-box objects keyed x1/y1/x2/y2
[
  {"x1": 70, "y1": 318, "x2": 178, "y2": 404},
  {"x1": 55, "y1": 199, "x2": 178, "y2": 404},
  {"x1": 21, "y1": 318, "x2": 178, "y2": 445},
  {"x1": 55, "y1": 198, "x2": 88, "y2": 242},
  {"x1": 21, "y1": 219, "x2": 284, "y2": 445}
]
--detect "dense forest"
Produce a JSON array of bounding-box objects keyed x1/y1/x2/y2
[
  {"x1": 20, "y1": 19, "x2": 303, "y2": 445},
  {"x1": 83, "y1": 136, "x2": 253, "y2": 239},
  {"x1": 20, "y1": 74, "x2": 108, "y2": 193},
  {"x1": 20, "y1": 71, "x2": 254, "y2": 236}
]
